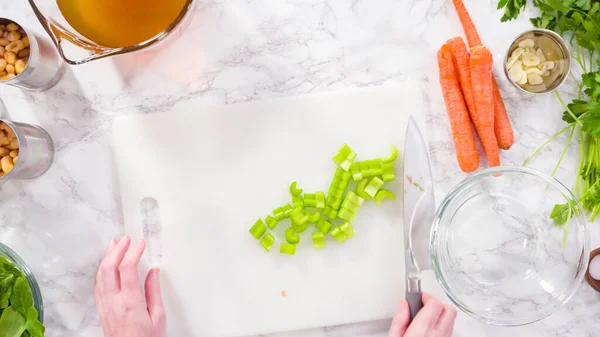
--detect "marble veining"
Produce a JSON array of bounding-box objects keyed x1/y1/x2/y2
[{"x1": 0, "y1": 0, "x2": 598, "y2": 336}]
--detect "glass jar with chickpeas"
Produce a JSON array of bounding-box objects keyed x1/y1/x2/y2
[
  {"x1": 0, "y1": 19, "x2": 64, "y2": 91},
  {"x1": 0, "y1": 120, "x2": 54, "y2": 180}
]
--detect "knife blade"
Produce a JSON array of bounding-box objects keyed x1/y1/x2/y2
[{"x1": 402, "y1": 116, "x2": 434, "y2": 322}]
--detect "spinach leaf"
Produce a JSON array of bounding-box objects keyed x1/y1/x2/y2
[
  {"x1": 25, "y1": 308, "x2": 44, "y2": 337},
  {"x1": 0, "y1": 307, "x2": 26, "y2": 337},
  {"x1": 10, "y1": 278, "x2": 33, "y2": 315},
  {"x1": 0, "y1": 273, "x2": 15, "y2": 309}
]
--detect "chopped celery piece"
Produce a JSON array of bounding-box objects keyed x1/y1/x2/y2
[
  {"x1": 335, "y1": 168, "x2": 352, "y2": 180},
  {"x1": 304, "y1": 193, "x2": 316, "y2": 207},
  {"x1": 356, "y1": 178, "x2": 372, "y2": 200},
  {"x1": 340, "y1": 222, "x2": 357, "y2": 239},
  {"x1": 337, "y1": 208, "x2": 355, "y2": 222},
  {"x1": 280, "y1": 243, "x2": 297, "y2": 255},
  {"x1": 273, "y1": 207, "x2": 286, "y2": 221},
  {"x1": 249, "y1": 219, "x2": 267, "y2": 239},
  {"x1": 282, "y1": 204, "x2": 293, "y2": 216},
  {"x1": 343, "y1": 191, "x2": 364, "y2": 209},
  {"x1": 290, "y1": 207, "x2": 303, "y2": 218},
  {"x1": 285, "y1": 227, "x2": 300, "y2": 244},
  {"x1": 292, "y1": 195, "x2": 304, "y2": 208},
  {"x1": 290, "y1": 182, "x2": 303, "y2": 196},
  {"x1": 322, "y1": 206, "x2": 338, "y2": 219},
  {"x1": 383, "y1": 145, "x2": 398, "y2": 163},
  {"x1": 292, "y1": 220, "x2": 309, "y2": 233},
  {"x1": 316, "y1": 219, "x2": 333, "y2": 234},
  {"x1": 368, "y1": 160, "x2": 383, "y2": 176},
  {"x1": 328, "y1": 186, "x2": 345, "y2": 198},
  {"x1": 306, "y1": 211, "x2": 321, "y2": 223},
  {"x1": 291, "y1": 211, "x2": 309, "y2": 226},
  {"x1": 351, "y1": 163, "x2": 363, "y2": 181},
  {"x1": 312, "y1": 232, "x2": 326, "y2": 249},
  {"x1": 330, "y1": 226, "x2": 348, "y2": 243},
  {"x1": 333, "y1": 144, "x2": 357, "y2": 171},
  {"x1": 265, "y1": 216, "x2": 279, "y2": 230},
  {"x1": 375, "y1": 189, "x2": 396, "y2": 205},
  {"x1": 260, "y1": 233, "x2": 275, "y2": 252},
  {"x1": 364, "y1": 177, "x2": 384, "y2": 198},
  {"x1": 382, "y1": 163, "x2": 396, "y2": 182},
  {"x1": 315, "y1": 192, "x2": 325, "y2": 209},
  {"x1": 326, "y1": 195, "x2": 343, "y2": 210}
]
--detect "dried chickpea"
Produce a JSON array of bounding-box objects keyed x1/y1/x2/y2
[
  {"x1": 18, "y1": 29, "x2": 25, "y2": 36},
  {"x1": 0, "y1": 73, "x2": 15, "y2": 81},
  {"x1": 0, "y1": 123, "x2": 16, "y2": 140},
  {"x1": 0, "y1": 39, "x2": 8, "y2": 47},
  {"x1": 0, "y1": 46, "x2": 4, "y2": 58},
  {"x1": 6, "y1": 138, "x2": 18, "y2": 150},
  {"x1": 1, "y1": 155, "x2": 14, "y2": 174},
  {"x1": 12, "y1": 156, "x2": 17, "y2": 164},
  {"x1": 4, "y1": 52, "x2": 15, "y2": 65},
  {"x1": 8, "y1": 150, "x2": 17, "y2": 158},
  {"x1": 0, "y1": 148, "x2": 8, "y2": 157},
  {"x1": 17, "y1": 48, "x2": 29, "y2": 58},
  {"x1": 6, "y1": 31, "x2": 20, "y2": 42},
  {"x1": 0, "y1": 59, "x2": 5, "y2": 72},
  {"x1": 21, "y1": 36, "x2": 29, "y2": 48},
  {"x1": 5, "y1": 64, "x2": 14, "y2": 75},
  {"x1": 0, "y1": 130, "x2": 8, "y2": 146},
  {"x1": 6, "y1": 23, "x2": 18, "y2": 32},
  {"x1": 14, "y1": 59, "x2": 25, "y2": 75},
  {"x1": 5, "y1": 40, "x2": 23, "y2": 53}
]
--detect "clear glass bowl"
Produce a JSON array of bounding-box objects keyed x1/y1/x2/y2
[
  {"x1": 0, "y1": 242, "x2": 44, "y2": 322},
  {"x1": 431, "y1": 167, "x2": 589, "y2": 326}
]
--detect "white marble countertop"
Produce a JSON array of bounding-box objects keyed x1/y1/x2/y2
[{"x1": 0, "y1": 0, "x2": 599, "y2": 336}]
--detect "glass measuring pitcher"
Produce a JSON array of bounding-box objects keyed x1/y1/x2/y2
[{"x1": 27, "y1": 0, "x2": 195, "y2": 65}]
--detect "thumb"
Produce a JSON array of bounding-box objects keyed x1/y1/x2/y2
[
  {"x1": 145, "y1": 268, "x2": 166, "y2": 329},
  {"x1": 388, "y1": 300, "x2": 410, "y2": 337}
]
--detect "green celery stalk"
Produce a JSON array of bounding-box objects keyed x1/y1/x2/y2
[
  {"x1": 340, "y1": 222, "x2": 356, "y2": 239},
  {"x1": 292, "y1": 195, "x2": 304, "y2": 208},
  {"x1": 316, "y1": 219, "x2": 333, "y2": 234},
  {"x1": 330, "y1": 226, "x2": 348, "y2": 243},
  {"x1": 249, "y1": 219, "x2": 267, "y2": 239},
  {"x1": 304, "y1": 193, "x2": 316, "y2": 207},
  {"x1": 290, "y1": 182, "x2": 303, "y2": 196},
  {"x1": 280, "y1": 243, "x2": 297, "y2": 255},
  {"x1": 312, "y1": 232, "x2": 326, "y2": 249},
  {"x1": 260, "y1": 233, "x2": 275, "y2": 252},
  {"x1": 306, "y1": 211, "x2": 321, "y2": 223},
  {"x1": 315, "y1": 192, "x2": 325, "y2": 209},
  {"x1": 375, "y1": 190, "x2": 396, "y2": 205},
  {"x1": 265, "y1": 216, "x2": 278, "y2": 230},
  {"x1": 356, "y1": 179, "x2": 372, "y2": 200},
  {"x1": 364, "y1": 177, "x2": 384, "y2": 197},
  {"x1": 382, "y1": 145, "x2": 398, "y2": 163},
  {"x1": 285, "y1": 227, "x2": 300, "y2": 244},
  {"x1": 322, "y1": 206, "x2": 338, "y2": 219}
]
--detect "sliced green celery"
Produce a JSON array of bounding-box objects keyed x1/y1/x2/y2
[
  {"x1": 265, "y1": 216, "x2": 279, "y2": 230},
  {"x1": 315, "y1": 192, "x2": 325, "y2": 209},
  {"x1": 306, "y1": 211, "x2": 321, "y2": 223},
  {"x1": 249, "y1": 219, "x2": 267, "y2": 239},
  {"x1": 332, "y1": 144, "x2": 357, "y2": 171},
  {"x1": 337, "y1": 208, "x2": 355, "y2": 222},
  {"x1": 356, "y1": 179, "x2": 372, "y2": 200},
  {"x1": 280, "y1": 243, "x2": 297, "y2": 255},
  {"x1": 315, "y1": 219, "x2": 333, "y2": 234},
  {"x1": 383, "y1": 145, "x2": 398, "y2": 163},
  {"x1": 285, "y1": 227, "x2": 300, "y2": 244},
  {"x1": 322, "y1": 206, "x2": 338, "y2": 219},
  {"x1": 343, "y1": 191, "x2": 364, "y2": 209},
  {"x1": 290, "y1": 181, "x2": 303, "y2": 196},
  {"x1": 273, "y1": 207, "x2": 286, "y2": 221},
  {"x1": 326, "y1": 195, "x2": 343, "y2": 210},
  {"x1": 340, "y1": 222, "x2": 357, "y2": 239},
  {"x1": 304, "y1": 193, "x2": 316, "y2": 207},
  {"x1": 282, "y1": 204, "x2": 293, "y2": 216},
  {"x1": 375, "y1": 189, "x2": 396, "y2": 205},
  {"x1": 364, "y1": 177, "x2": 384, "y2": 198},
  {"x1": 382, "y1": 163, "x2": 396, "y2": 182},
  {"x1": 260, "y1": 233, "x2": 275, "y2": 252},
  {"x1": 292, "y1": 195, "x2": 304, "y2": 208},
  {"x1": 312, "y1": 232, "x2": 326, "y2": 249},
  {"x1": 351, "y1": 163, "x2": 363, "y2": 181},
  {"x1": 330, "y1": 226, "x2": 348, "y2": 243}
]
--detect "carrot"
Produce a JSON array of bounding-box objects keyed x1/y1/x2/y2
[
  {"x1": 470, "y1": 46, "x2": 500, "y2": 167},
  {"x1": 451, "y1": 0, "x2": 482, "y2": 49},
  {"x1": 437, "y1": 45, "x2": 479, "y2": 172},
  {"x1": 492, "y1": 76, "x2": 515, "y2": 149},
  {"x1": 445, "y1": 37, "x2": 476, "y2": 119}
]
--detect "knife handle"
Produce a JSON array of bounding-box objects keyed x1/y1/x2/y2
[{"x1": 406, "y1": 291, "x2": 423, "y2": 323}]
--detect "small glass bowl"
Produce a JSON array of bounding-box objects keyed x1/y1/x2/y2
[
  {"x1": 0, "y1": 242, "x2": 44, "y2": 322},
  {"x1": 431, "y1": 167, "x2": 589, "y2": 326}
]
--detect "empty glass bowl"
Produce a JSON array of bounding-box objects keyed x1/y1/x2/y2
[{"x1": 431, "y1": 167, "x2": 589, "y2": 326}]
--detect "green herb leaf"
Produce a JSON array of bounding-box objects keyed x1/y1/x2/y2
[
  {"x1": 582, "y1": 112, "x2": 600, "y2": 136},
  {"x1": 498, "y1": 0, "x2": 527, "y2": 22},
  {"x1": 25, "y1": 308, "x2": 44, "y2": 337},
  {"x1": 0, "y1": 307, "x2": 26, "y2": 337},
  {"x1": 9, "y1": 278, "x2": 32, "y2": 315},
  {"x1": 550, "y1": 201, "x2": 577, "y2": 226}
]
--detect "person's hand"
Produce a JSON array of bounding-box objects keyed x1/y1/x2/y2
[
  {"x1": 94, "y1": 236, "x2": 166, "y2": 337},
  {"x1": 387, "y1": 293, "x2": 457, "y2": 337}
]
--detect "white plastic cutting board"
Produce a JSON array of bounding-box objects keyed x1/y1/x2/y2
[{"x1": 113, "y1": 84, "x2": 434, "y2": 337}]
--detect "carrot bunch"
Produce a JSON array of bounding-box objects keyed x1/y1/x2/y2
[{"x1": 437, "y1": 0, "x2": 514, "y2": 172}]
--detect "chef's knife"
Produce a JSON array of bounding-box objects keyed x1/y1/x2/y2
[{"x1": 402, "y1": 116, "x2": 434, "y2": 323}]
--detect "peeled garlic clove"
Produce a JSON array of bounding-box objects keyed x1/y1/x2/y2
[
  {"x1": 542, "y1": 71, "x2": 551, "y2": 77},
  {"x1": 537, "y1": 63, "x2": 548, "y2": 74},
  {"x1": 506, "y1": 56, "x2": 519, "y2": 70},
  {"x1": 518, "y1": 38, "x2": 535, "y2": 48},
  {"x1": 509, "y1": 66, "x2": 525, "y2": 83},
  {"x1": 526, "y1": 67, "x2": 543, "y2": 75},
  {"x1": 528, "y1": 73, "x2": 544, "y2": 85},
  {"x1": 517, "y1": 72, "x2": 528, "y2": 85},
  {"x1": 545, "y1": 61, "x2": 555, "y2": 70},
  {"x1": 536, "y1": 48, "x2": 547, "y2": 63},
  {"x1": 509, "y1": 60, "x2": 523, "y2": 71},
  {"x1": 522, "y1": 52, "x2": 541, "y2": 67},
  {"x1": 511, "y1": 47, "x2": 526, "y2": 60}
]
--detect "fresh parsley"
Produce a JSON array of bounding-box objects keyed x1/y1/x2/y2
[{"x1": 498, "y1": 0, "x2": 527, "y2": 22}]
